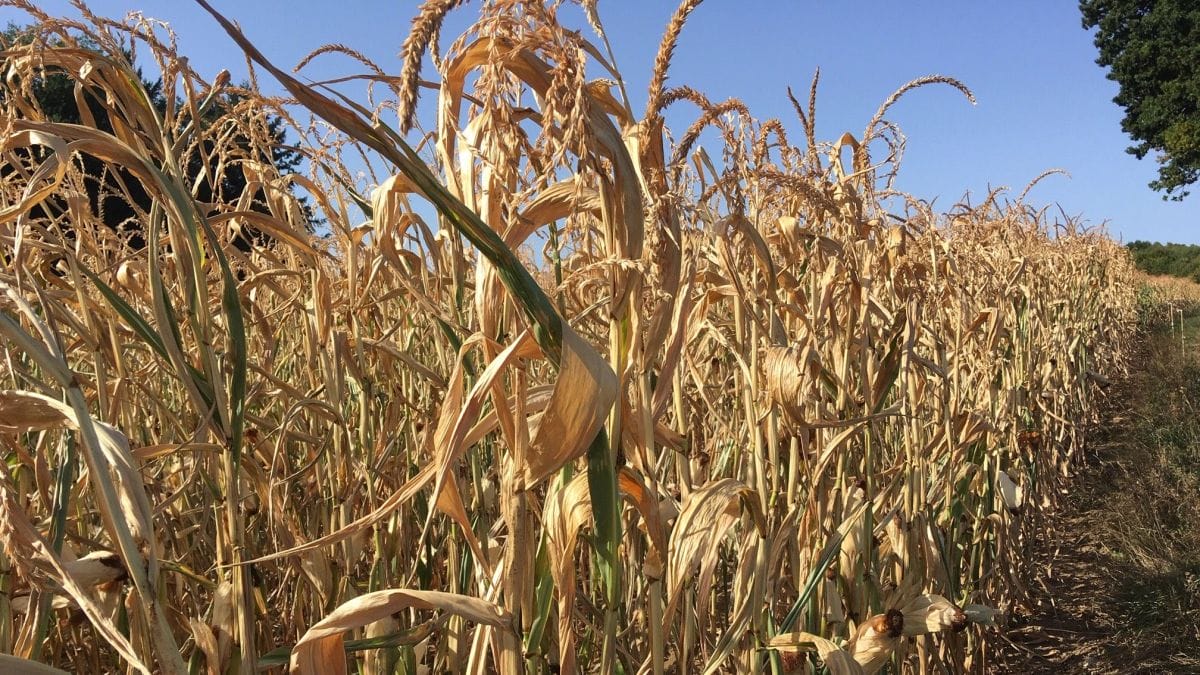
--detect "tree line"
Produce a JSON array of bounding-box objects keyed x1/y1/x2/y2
[{"x1": 1127, "y1": 240, "x2": 1200, "y2": 281}]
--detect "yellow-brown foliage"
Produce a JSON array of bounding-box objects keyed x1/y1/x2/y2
[{"x1": 0, "y1": 1, "x2": 1140, "y2": 673}]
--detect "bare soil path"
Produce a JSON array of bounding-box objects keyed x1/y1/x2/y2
[{"x1": 997, "y1": 328, "x2": 1200, "y2": 674}]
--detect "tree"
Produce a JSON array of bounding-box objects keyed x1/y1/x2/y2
[
  {"x1": 1126, "y1": 240, "x2": 1200, "y2": 280},
  {"x1": 1080, "y1": 0, "x2": 1200, "y2": 200},
  {"x1": 2, "y1": 23, "x2": 313, "y2": 250}
]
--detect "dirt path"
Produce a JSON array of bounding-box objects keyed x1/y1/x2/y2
[
  {"x1": 996, "y1": 331, "x2": 1200, "y2": 674},
  {"x1": 997, "y1": 413, "x2": 1139, "y2": 673}
]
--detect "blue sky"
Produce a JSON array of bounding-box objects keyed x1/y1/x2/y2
[{"x1": 6, "y1": 1, "x2": 1198, "y2": 243}]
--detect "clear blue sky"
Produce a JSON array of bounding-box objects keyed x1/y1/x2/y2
[{"x1": 6, "y1": 1, "x2": 1199, "y2": 243}]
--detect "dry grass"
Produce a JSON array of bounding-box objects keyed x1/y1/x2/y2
[{"x1": 0, "y1": 1, "x2": 1141, "y2": 673}]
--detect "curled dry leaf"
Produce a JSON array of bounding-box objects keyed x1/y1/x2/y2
[
  {"x1": 768, "y1": 631, "x2": 864, "y2": 675},
  {"x1": 290, "y1": 589, "x2": 512, "y2": 675},
  {"x1": 544, "y1": 473, "x2": 593, "y2": 674},
  {"x1": 524, "y1": 326, "x2": 619, "y2": 487},
  {"x1": 544, "y1": 466, "x2": 670, "y2": 671},
  {"x1": 0, "y1": 391, "x2": 156, "y2": 553},
  {"x1": 764, "y1": 345, "x2": 808, "y2": 423},
  {"x1": 0, "y1": 470, "x2": 150, "y2": 674},
  {"x1": 663, "y1": 478, "x2": 765, "y2": 629},
  {"x1": 0, "y1": 390, "x2": 76, "y2": 432}
]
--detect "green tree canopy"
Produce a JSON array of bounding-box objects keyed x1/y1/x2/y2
[
  {"x1": 1126, "y1": 240, "x2": 1200, "y2": 280},
  {"x1": 1080, "y1": 0, "x2": 1200, "y2": 200}
]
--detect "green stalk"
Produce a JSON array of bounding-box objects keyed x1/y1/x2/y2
[
  {"x1": 30, "y1": 434, "x2": 77, "y2": 659},
  {"x1": 587, "y1": 426, "x2": 621, "y2": 673}
]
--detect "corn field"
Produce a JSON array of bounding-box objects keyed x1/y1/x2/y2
[
  {"x1": 1135, "y1": 273, "x2": 1200, "y2": 328},
  {"x1": 0, "y1": 1, "x2": 1140, "y2": 673}
]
